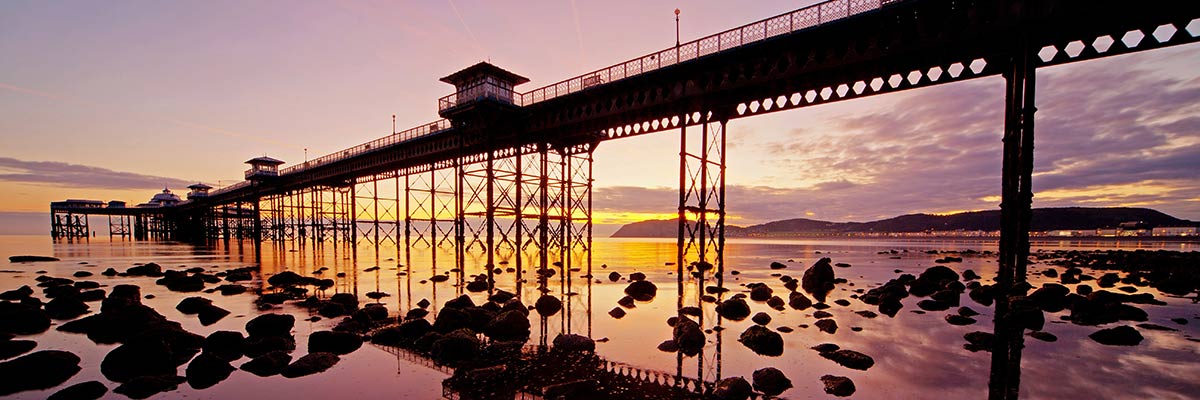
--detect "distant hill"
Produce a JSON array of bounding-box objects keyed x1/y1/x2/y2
[{"x1": 610, "y1": 207, "x2": 1197, "y2": 237}]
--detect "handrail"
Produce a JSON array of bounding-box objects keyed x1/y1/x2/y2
[
  {"x1": 515, "y1": 0, "x2": 894, "y2": 106},
  {"x1": 277, "y1": 118, "x2": 452, "y2": 176}
]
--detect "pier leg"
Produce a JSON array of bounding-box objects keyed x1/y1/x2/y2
[
  {"x1": 990, "y1": 42, "x2": 1037, "y2": 400},
  {"x1": 677, "y1": 113, "x2": 727, "y2": 305}
]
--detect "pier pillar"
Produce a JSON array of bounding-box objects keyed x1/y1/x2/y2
[
  {"x1": 676, "y1": 112, "x2": 727, "y2": 310},
  {"x1": 990, "y1": 40, "x2": 1037, "y2": 400}
]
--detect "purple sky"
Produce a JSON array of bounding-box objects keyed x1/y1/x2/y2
[{"x1": 1, "y1": 1, "x2": 1198, "y2": 234}]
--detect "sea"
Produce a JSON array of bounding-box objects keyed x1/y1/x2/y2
[{"x1": 1, "y1": 235, "x2": 1197, "y2": 399}]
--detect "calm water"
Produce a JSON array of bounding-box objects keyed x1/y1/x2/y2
[{"x1": 1, "y1": 235, "x2": 1197, "y2": 399}]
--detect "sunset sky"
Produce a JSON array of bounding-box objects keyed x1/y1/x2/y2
[{"x1": 2, "y1": 0, "x2": 1198, "y2": 234}]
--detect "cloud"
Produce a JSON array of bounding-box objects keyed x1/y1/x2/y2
[{"x1": 0, "y1": 157, "x2": 194, "y2": 190}]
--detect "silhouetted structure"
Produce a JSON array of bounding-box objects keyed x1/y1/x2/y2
[{"x1": 47, "y1": 2, "x2": 1200, "y2": 396}]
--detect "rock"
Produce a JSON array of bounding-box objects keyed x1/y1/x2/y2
[
  {"x1": 245, "y1": 314, "x2": 295, "y2": 337},
  {"x1": 78, "y1": 289, "x2": 105, "y2": 302},
  {"x1": 801, "y1": 258, "x2": 836, "y2": 302},
  {"x1": 308, "y1": 331, "x2": 362, "y2": 355},
  {"x1": 957, "y1": 306, "x2": 979, "y2": 317},
  {"x1": 815, "y1": 319, "x2": 839, "y2": 334},
  {"x1": 44, "y1": 297, "x2": 90, "y2": 320},
  {"x1": 855, "y1": 310, "x2": 878, "y2": 318},
  {"x1": 535, "y1": 295, "x2": 563, "y2": 317},
  {"x1": 125, "y1": 263, "x2": 163, "y2": 277},
  {"x1": 716, "y1": 298, "x2": 751, "y2": 321},
  {"x1": 113, "y1": 375, "x2": 185, "y2": 399},
  {"x1": 101, "y1": 327, "x2": 204, "y2": 382},
  {"x1": 216, "y1": 284, "x2": 247, "y2": 295},
  {"x1": 917, "y1": 299, "x2": 951, "y2": 312},
  {"x1": 553, "y1": 333, "x2": 596, "y2": 354},
  {"x1": 465, "y1": 280, "x2": 490, "y2": 292},
  {"x1": 239, "y1": 350, "x2": 292, "y2": 377},
  {"x1": 833, "y1": 299, "x2": 851, "y2": 307},
  {"x1": 185, "y1": 352, "x2": 235, "y2": 390},
  {"x1": 752, "y1": 367, "x2": 793, "y2": 396},
  {"x1": 946, "y1": 314, "x2": 976, "y2": 325},
  {"x1": 9, "y1": 255, "x2": 60, "y2": 262},
  {"x1": 672, "y1": 318, "x2": 705, "y2": 355},
  {"x1": 243, "y1": 335, "x2": 295, "y2": 358},
  {"x1": 484, "y1": 310, "x2": 531, "y2": 341},
  {"x1": 751, "y1": 312, "x2": 772, "y2": 325},
  {"x1": 617, "y1": 296, "x2": 636, "y2": 309},
  {"x1": 1028, "y1": 331, "x2": 1058, "y2": 342},
  {"x1": 267, "y1": 271, "x2": 302, "y2": 288},
  {"x1": 769, "y1": 261, "x2": 787, "y2": 270},
  {"x1": 712, "y1": 376, "x2": 753, "y2": 400},
  {"x1": 963, "y1": 331, "x2": 994, "y2": 352},
  {"x1": 608, "y1": 307, "x2": 626, "y2": 319},
  {"x1": 203, "y1": 331, "x2": 245, "y2": 362},
  {"x1": 749, "y1": 285, "x2": 773, "y2": 302},
  {"x1": 1028, "y1": 283, "x2": 1071, "y2": 312},
  {"x1": 813, "y1": 310, "x2": 833, "y2": 319},
  {"x1": 431, "y1": 329, "x2": 481, "y2": 364},
  {"x1": 811, "y1": 343, "x2": 840, "y2": 352},
  {"x1": 624, "y1": 280, "x2": 658, "y2": 301},
  {"x1": 1006, "y1": 296, "x2": 1045, "y2": 331},
  {"x1": 0, "y1": 350, "x2": 82, "y2": 395},
  {"x1": 47, "y1": 381, "x2": 107, "y2": 400},
  {"x1": 788, "y1": 292, "x2": 813, "y2": 310},
  {"x1": 820, "y1": 375, "x2": 856, "y2": 397},
  {"x1": 0, "y1": 302, "x2": 51, "y2": 335},
  {"x1": 630, "y1": 272, "x2": 646, "y2": 281},
  {"x1": 608, "y1": 272, "x2": 621, "y2": 282},
  {"x1": 1089, "y1": 325, "x2": 1143, "y2": 346},
  {"x1": 280, "y1": 352, "x2": 340, "y2": 378},
  {"x1": 330, "y1": 293, "x2": 359, "y2": 310},
  {"x1": 657, "y1": 340, "x2": 678, "y2": 352},
  {"x1": 738, "y1": 325, "x2": 783, "y2": 356},
  {"x1": 0, "y1": 340, "x2": 37, "y2": 360},
  {"x1": 962, "y1": 269, "x2": 980, "y2": 280},
  {"x1": 1172, "y1": 318, "x2": 1189, "y2": 325}
]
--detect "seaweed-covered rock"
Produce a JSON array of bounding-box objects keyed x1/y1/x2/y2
[
  {"x1": 820, "y1": 375, "x2": 856, "y2": 397},
  {"x1": 738, "y1": 325, "x2": 783, "y2": 356},
  {"x1": 280, "y1": 352, "x2": 340, "y2": 378},
  {"x1": 307, "y1": 331, "x2": 362, "y2": 355},
  {"x1": 820, "y1": 349, "x2": 874, "y2": 370},
  {"x1": 47, "y1": 380, "x2": 107, "y2": 400},
  {"x1": 752, "y1": 367, "x2": 793, "y2": 396},
  {"x1": 0, "y1": 350, "x2": 82, "y2": 396},
  {"x1": 801, "y1": 258, "x2": 836, "y2": 301},
  {"x1": 712, "y1": 377, "x2": 753, "y2": 400},
  {"x1": 239, "y1": 350, "x2": 292, "y2": 377},
  {"x1": 716, "y1": 298, "x2": 751, "y2": 321}
]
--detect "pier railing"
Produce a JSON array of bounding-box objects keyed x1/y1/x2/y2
[
  {"x1": 515, "y1": 0, "x2": 896, "y2": 106},
  {"x1": 267, "y1": 0, "x2": 897, "y2": 187}
]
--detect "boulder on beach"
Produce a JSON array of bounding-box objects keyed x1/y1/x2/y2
[
  {"x1": 100, "y1": 327, "x2": 204, "y2": 382},
  {"x1": 552, "y1": 333, "x2": 596, "y2": 354},
  {"x1": 9, "y1": 255, "x2": 59, "y2": 262},
  {"x1": 0, "y1": 301, "x2": 51, "y2": 335},
  {"x1": 716, "y1": 298, "x2": 751, "y2": 321},
  {"x1": 672, "y1": 317, "x2": 705, "y2": 356},
  {"x1": 788, "y1": 291, "x2": 813, "y2": 310},
  {"x1": 245, "y1": 314, "x2": 295, "y2": 337},
  {"x1": 431, "y1": 329, "x2": 482, "y2": 364},
  {"x1": 113, "y1": 375, "x2": 185, "y2": 399},
  {"x1": 751, "y1": 312, "x2": 772, "y2": 326},
  {"x1": 752, "y1": 367, "x2": 793, "y2": 396},
  {"x1": 815, "y1": 319, "x2": 838, "y2": 334},
  {"x1": 801, "y1": 258, "x2": 836, "y2": 302},
  {"x1": 44, "y1": 297, "x2": 90, "y2": 320},
  {"x1": 240, "y1": 350, "x2": 292, "y2": 377},
  {"x1": 738, "y1": 325, "x2": 783, "y2": 356},
  {"x1": 624, "y1": 280, "x2": 658, "y2": 301},
  {"x1": 535, "y1": 295, "x2": 563, "y2": 317},
  {"x1": 185, "y1": 352, "x2": 235, "y2": 390},
  {"x1": 820, "y1": 349, "x2": 874, "y2": 370},
  {"x1": 0, "y1": 339, "x2": 37, "y2": 361},
  {"x1": 308, "y1": 331, "x2": 363, "y2": 355},
  {"x1": 485, "y1": 310, "x2": 531, "y2": 341},
  {"x1": 0, "y1": 350, "x2": 82, "y2": 396},
  {"x1": 963, "y1": 331, "x2": 995, "y2": 352},
  {"x1": 712, "y1": 376, "x2": 753, "y2": 400},
  {"x1": 203, "y1": 331, "x2": 246, "y2": 362},
  {"x1": 280, "y1": 352, "x2": 340, "y2": 378},
  {"x1": 1089, "y1": 325, "x2": 1143, "y2": 346},
  {"x1": 47, "y1": 380, "x2": 108, "y2": 400},
  {"x1": 820, "y1": 375, "x2": 856, "y2": 397}
]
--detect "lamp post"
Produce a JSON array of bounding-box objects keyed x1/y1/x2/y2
[
  {"x1": 392, "y1": 114, "x2": 397, "y2": 135},
  {"x1": 675, "y1": 8, "x2": 681, "y2": 47}
]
